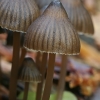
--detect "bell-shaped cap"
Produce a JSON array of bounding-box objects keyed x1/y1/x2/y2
[
  {"x1": 18, "y1": 58, "x2": 41, "y2": 82},
  {"x1": 24, "y1": 0, "x2": 80, "y2": 55},
  {"x1": 60, "y1": 0, "x2": 94, "y2": 35},
  {"x1": 0, "y1": 0, "x2": 40, "y2": 33}
]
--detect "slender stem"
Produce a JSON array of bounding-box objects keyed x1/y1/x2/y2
[
  {"x1": 42, "y1": 54, "x2": 55, "y2": 100},
  {"x1": 0, "y1": 54, "x2": 2, "y2": 78},
  {"x1": 9, "y1": 32, "x2": 20, "y2": 100},
  {"x1": 19, "y1": 47, "x2": 27, "y2": 67},
  {"x1": 23, "y1": 82, "x2": 29, "y2": 100},
  {"x1": 36, "y1": 53, "x2": 48, "y2": 100},
  {"x1": 56, "y1": 55, "x2": 67, "y2": 100},
  {"x1": 36, "y1": 52, "x2": 41, "y2": 70}
]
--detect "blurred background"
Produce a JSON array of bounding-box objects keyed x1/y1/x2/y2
[{"x1": 0, "y1": 0, "x2": 100, "y2": 100}]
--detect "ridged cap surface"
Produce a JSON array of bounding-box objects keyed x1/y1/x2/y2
[
  {"x1": 18, "y1": 58, "x2": 41, "y2": 82},
  {"x1": 0, "y1": 0, "x2": 40, "y2": 33},
  {"x1": 60, "y1": 0, "x2": 94, "y2": 35},
  {"x1": 24, "y1": 0, "x2": 80, "y2": 55}
]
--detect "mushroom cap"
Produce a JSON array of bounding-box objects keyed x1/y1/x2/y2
[
  {"x1": 18, "y1": 58, "x2": 41, "y2": 82},
  {"x1": 0, "y1": 0, "x2": 40, "y2": 33},
  {"x1": 60, "y1": 0, "x2": 94, "y2": 35},
  {"x1": 24, "y1": 0, "x2": 80, "y2": 55}
]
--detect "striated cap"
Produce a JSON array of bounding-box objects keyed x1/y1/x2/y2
[
  {"x1": 24, "y1": 0, "x2": 80, "y2": 55},
  {"x1": 18, "y1": 58, "x2": 41, "y2": 82},
  {"x1": 60, "y1": 0, "x2": 94, "y2": 35},
  {"x1": 0, "y1": 0, "x2": 40, "y2": 33}
]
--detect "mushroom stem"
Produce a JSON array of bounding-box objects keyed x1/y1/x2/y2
[
  {"x1": 36, "y1": 53, "x2": 48, "y2": 100},
  {"x1": 0, "y1": 54, "x2": 2, "y2": 78},
  {"x1": 56, "y1": 55, "x2": 67, "y2": 100},
  {"x1": 42, "y1": 53, "x2": 55, "y2": 100},
  {"x1": 19, "y1": 47, "x2": 27, "y2": 66},
  {"x1": 9, "y1": 32, "x2": 20, "y2": 100},
  {"x1": 23, "y1": 82, "x2": 29, "y2": 100},
  {"x1": 36, "y1": 52, "x2": 41, "y2": 69}
]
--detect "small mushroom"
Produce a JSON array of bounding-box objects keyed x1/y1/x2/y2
[
  {"x1": 18, "y1": 57, "x2": 41, "y2": 100},
  {"x1": 57, "y1": 0, "x2": 94, "y2": 99},
  {"x1": 24, "y1": 0, "x2": 80, "y2": 100},
  {"x1": 0, "y1": 0, "x2": 40, "y2": 100},
  {"x1": 19, "y1": 58, "x2": 41, "y2": 82}
]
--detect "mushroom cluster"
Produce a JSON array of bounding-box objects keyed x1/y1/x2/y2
[{"x1": 0, "y1": 0, "x2": 95, "y2": 100}]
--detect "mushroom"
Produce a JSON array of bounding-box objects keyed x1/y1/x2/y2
[
  {"x1": 0, "y1": 0, "x2": 40, "y2": 100},
  {"x1": 40, "y1": 0, "x2": 94, "y2": 99},
  {"x1": 24, "y1": 0, "x2": 80, "y2": 100},
  {"x1": 57, "y1": 0, "x2": 94, "y2": 100},
  {"x1": 18, "y1": 57, "x2": 41, "y2": 100}
]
